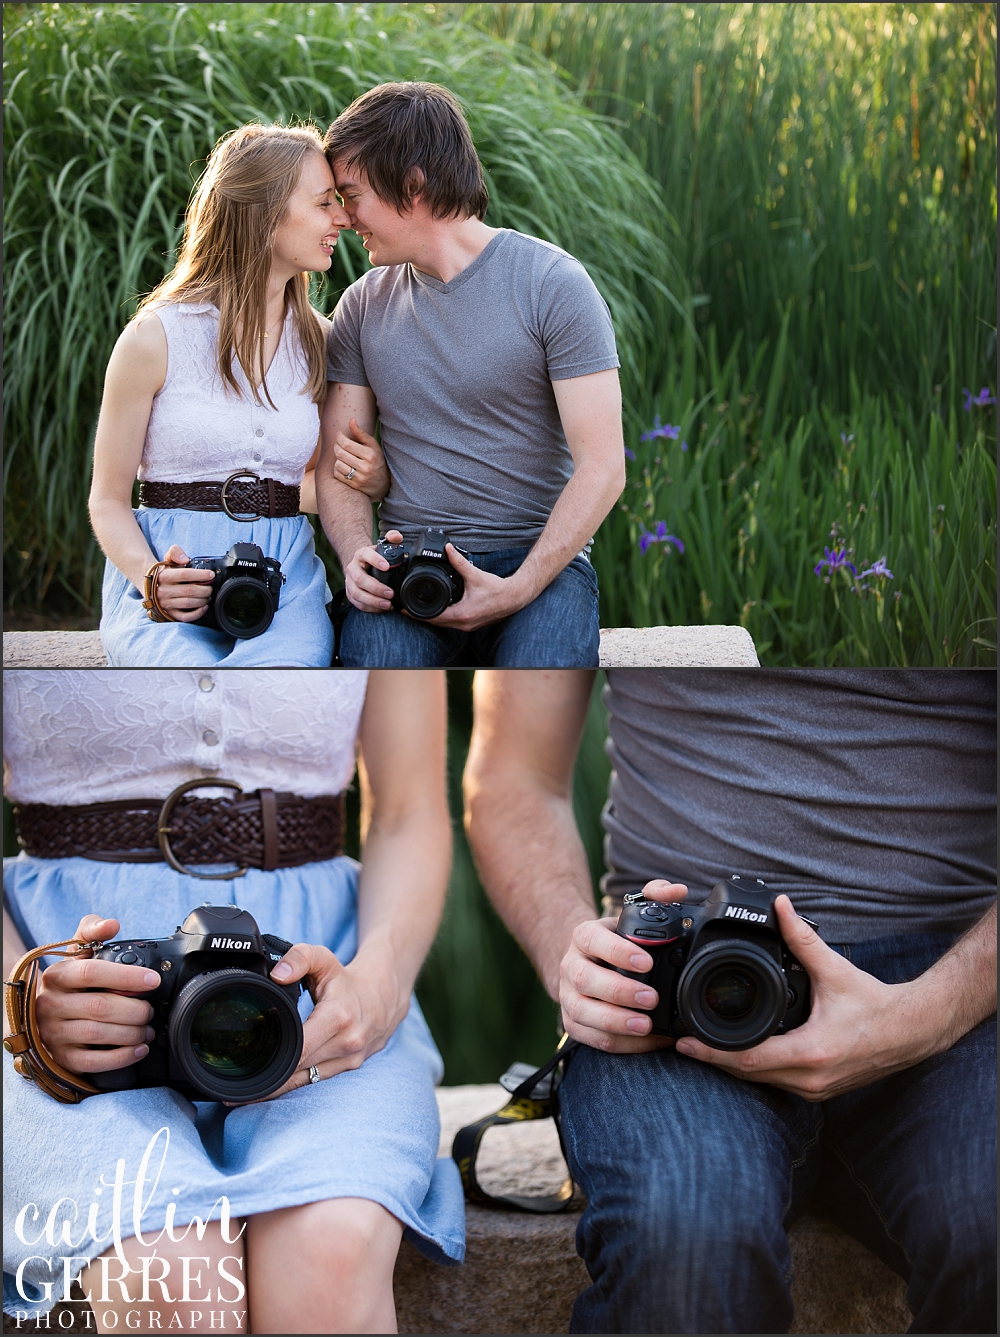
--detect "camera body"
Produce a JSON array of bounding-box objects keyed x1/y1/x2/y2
[
  {"x1": 373, "y1": 528, "x2": 467, "y2": 620},
  {"x1": 89, "y1": 905, "x2": 303, "y2": 1102},
  {"x1": 614, "y1": 877, "x2": 814, "y2": 1051},
  {"x1": 188, "y1": 543, "x2": 284, "y2": 639}
]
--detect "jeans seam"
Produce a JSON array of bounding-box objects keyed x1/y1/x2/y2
[
  {"x1": 829, "y1": 1142, "x2": 915, "y2": 1273},
  {"x1": 781, "y1": 1115, "x2": 824, "y2": 1284}
]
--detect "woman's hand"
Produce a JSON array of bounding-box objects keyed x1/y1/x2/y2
[
  {"x1": 331, "y1": 417, "x2": 390, "y2": 501},
  {"x1": 33, "y1": 915, "x2": 159, "y2": 1075},
  {"x1": 257, "y1": 943, "x2": 401, "y2": 1098},
  {"x1": 151, "y1": 544, "x2": 215, "y2": 620}
]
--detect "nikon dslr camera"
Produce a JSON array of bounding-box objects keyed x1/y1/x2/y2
[
  {"x1": 188, "y1": 542, "x2": 285, "y2": 639},
  {"x1": 615, "y1": 877, "x2": 815, "y2": 1051},
  {"x1": 89, "y1": 906, "x2": 303, "y2": 1102},
  {"x1": 373, "y1": 528, "x2": 467, "y2": 620}
]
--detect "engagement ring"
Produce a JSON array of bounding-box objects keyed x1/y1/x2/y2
[{"x1": 308, "y1": 1065, "x2": 321, "y2": 1084}]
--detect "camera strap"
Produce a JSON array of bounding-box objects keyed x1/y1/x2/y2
[
  {"x1": 4, "y1": 938, "x2": 104, "y2": 1103},
  {"x1": 451, "y1": 1033, "x2": 579, "y2": 1214}
]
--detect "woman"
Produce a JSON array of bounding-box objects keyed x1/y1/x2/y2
[
  {"x1": 3, "y1": 669, "x2": 463, "y2": 1334},
  {"x1": 90, "y1": 122, "x2": 379, "y2": 667}
]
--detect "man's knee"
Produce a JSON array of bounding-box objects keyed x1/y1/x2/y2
[
  {"x1": 339, "y1": 607, "x2": 447, "y2": 667},
  {"x1": 488, "y1": 560, "x2": 599, "y2": 667}
]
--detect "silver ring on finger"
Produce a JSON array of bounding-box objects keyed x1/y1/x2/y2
[
  {"x1": 346, "y1": 467, "x2": 356, "y2": 481},
  {"x1": 308, "y1": 1065, "x2": 322, "y2": 1084}
]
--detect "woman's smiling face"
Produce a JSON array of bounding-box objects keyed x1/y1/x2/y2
[{"x1": 271, "y1": 151, "x2": 350, "y2": 277}]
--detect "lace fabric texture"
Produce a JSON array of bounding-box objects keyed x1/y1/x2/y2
[
  {"x1": 3, "y1": 669, "x2": 368, "y2": 805},
  {"x1": 138, "y1": 303, "x2": 320, "y2": 486}
]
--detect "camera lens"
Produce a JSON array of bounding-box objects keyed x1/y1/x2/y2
[
  {"x1": 677, "y1": 940, "x2": 786, "y2": 1051},
  {"x1": 189, "y1": 986, "x2": 282, "y2": 1079},
  {"x1": 215, "y1": 580, "x2": 271, "y2": 637},
  {"x1": 702, "y1": 968, "x2": 759, "y2": 1020},
  {"x1": 169, "y1": 969, "x2": 302, "y2": 1101},
  {"x1": 400, "y1": 565, "x2": 452, "y2": 619}
]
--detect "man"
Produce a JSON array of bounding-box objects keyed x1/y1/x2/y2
[
  {"x1": 464, "y1": 669, "x2": 997, "y2": 1334},
  {"x1": 316, "y1": 82, "x2": 624, "y2": 667}
]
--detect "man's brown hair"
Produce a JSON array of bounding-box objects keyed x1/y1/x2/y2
[{"x1": 324, "y1": 82, "x2": 488, "y2": 220}]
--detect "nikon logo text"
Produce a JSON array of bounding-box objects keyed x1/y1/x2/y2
[
  {"x1": 210, "y1": 937, "x2": 253, "y2": 950},
  {"x1": 724, "y1": 906, "x2": 768, "y2": 924}
]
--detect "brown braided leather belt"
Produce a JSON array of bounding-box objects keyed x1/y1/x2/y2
[
  {"x1": 12, "y1": 780, "x2": 344, "y2": 880},
  {"x1": 139, "y1": 471, "x2": 301, "y2": 521}
]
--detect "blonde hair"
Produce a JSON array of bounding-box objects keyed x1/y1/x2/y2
[{"x1": 140, "y1": 123, "x2": 329, "y2": 407}]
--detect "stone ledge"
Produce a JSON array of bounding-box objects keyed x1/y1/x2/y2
[
  {"x1": 599, "y1": 623, "x2": 759, "y2": 667},
  {"x1": 3, "y1": 630, "x2": 107, "y2": 668},
  {"x1": 392, "y1": 1083, "x2": 911, "y2": 1335},
  {"x1": 3, "y1": 626, "x2": 759, "y2": 669}
]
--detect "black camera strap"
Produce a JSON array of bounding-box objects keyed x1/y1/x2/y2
[{"x1": 451, "y1": 1034, "x2": 579, "y2": 1214}]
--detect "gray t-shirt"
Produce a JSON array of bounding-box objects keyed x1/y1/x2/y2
[
  {"x1": 601, "y1": 670, "x2": 997, "y2": 942},
  {"x1": 326, "y1": 228, "x2": 620, "y2": 551}
]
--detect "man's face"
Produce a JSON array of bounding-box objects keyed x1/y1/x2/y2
[{"x1": 332, "y1": 158, "x2": 423, "y2": 267}]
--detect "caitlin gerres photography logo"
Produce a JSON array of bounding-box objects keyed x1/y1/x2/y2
[{"x1": 11, "y1": 1129, "x2": 246, "y2": 1329}]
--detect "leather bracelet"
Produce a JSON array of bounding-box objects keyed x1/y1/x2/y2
[
  {"x1": 4, "y1": 937, "x2": 104, "y2": 1104},
  {"x1": 142, "y1": 559, "x2": 178, "y2": 623}
]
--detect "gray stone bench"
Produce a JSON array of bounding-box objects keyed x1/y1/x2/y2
[
  {"x1": 2, "y1": 1083, "x2": 910, "y2": 1335},
  {"x1": 393, "y1": 1083, "x2": 911, "y2": 1334},
  {"x1": 2, "y1": 625, "x2": 759, "y2": 668}
]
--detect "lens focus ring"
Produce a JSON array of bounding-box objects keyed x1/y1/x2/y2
[{"x1": 676, "y1": 938, "x2": 787, "y2": 1051}]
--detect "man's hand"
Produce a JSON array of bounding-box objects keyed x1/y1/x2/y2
[
  {"x1": 343, "y1": 529, "x2": 404, "y2": 612},
  {"x1": 560, "y1": 879, "x2": 688, "y2": 1053},
  {"x1": 151, "y1": 544, "x2": 215, "y2": 621},
  {"x1": 33, "y1": 915, "x2": 158, "y2": 1074},
  {"x1": 258, "y1": 943, "x2": 397, "y2": 1098},
  {"x1": 426, "y1": 545, "x2": 529, "y2": 632},
  {"x1": 675, "y1": 894, "x2": 945, "y2": 1101}
]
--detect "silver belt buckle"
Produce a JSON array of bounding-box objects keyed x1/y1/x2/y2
[{"x1": 220, "y1": 470, "x2": 263, "y2": 522}]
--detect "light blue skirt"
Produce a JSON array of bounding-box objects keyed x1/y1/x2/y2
[
  {"x1": 100, "y1": 508, "x2": 334, "y2": 667},
  {"x1": 2, "y1": 854, "x2": 465, "y2": 1316}
]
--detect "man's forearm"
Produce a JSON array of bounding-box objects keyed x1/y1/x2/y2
[
  {"x1": 908, "y1": 900, "x2": 997, "y2": 1054},
  {"x1": 507, "y1": 456, "x2": 623, "y2": 606},
  {"x1": 316, "y1": 466, "x2": 375, "y2": 568},
  {"x1": 468, "y1": 785, "x2": 596, "y2": 999}
]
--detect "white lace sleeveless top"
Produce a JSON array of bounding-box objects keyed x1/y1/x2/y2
[
  {"x1": 138, "y1": 303, "x2": 321, "y2": 486},
  {"x1": 3, "y1": 670, "x2": 368, "y2": 805}
]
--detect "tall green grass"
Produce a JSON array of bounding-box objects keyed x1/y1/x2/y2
[
  {"x1": 465, "y1": 2, "x2": 997, "y2": 424},
  {"x1": 3, "y1": 1, "x2": 672, "y2": 614},
  {"x1": 595, "y1": 320, "x2": 996, "y2": 664}
]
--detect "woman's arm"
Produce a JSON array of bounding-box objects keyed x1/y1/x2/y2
[
  {"x1": 267, "y1": 670, "x2": 451, "y2": 1089},
  {"x1": 88, "y1": 312, "x2": 215, "y2": 619}
]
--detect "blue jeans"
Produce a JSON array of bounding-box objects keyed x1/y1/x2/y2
[
  {"x1": 338, "y1": 547, "x2": 600, "y2": 668},
  {"x1": 557, "y1": 931, "x2": 997, "y2": 1334}
]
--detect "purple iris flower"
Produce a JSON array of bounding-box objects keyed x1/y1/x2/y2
[
  {"x1": 624, "y1": 447, "x2": 636, "y2": 460},
  {"x1": 639, "y1": 520, "x2": 685, "y2": 555},
  {"x1": 840, "y1": 432, "x2": 855, "y2": 446},
  {"x1": 813, "y1": 546, "x2": 857, "y2": 577},
  {"x1": 962, "y1": 387, "x2": 997, "y2": 412},
  {"x1": 859, "y1": 557, "x2": 894, "y2": 580},
  {"x1": 640, "y1": 415, "x2": 681, "y2": 442},
  {"x1": 681, "y1": 440, "x2": 688, "y2": 452}
]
